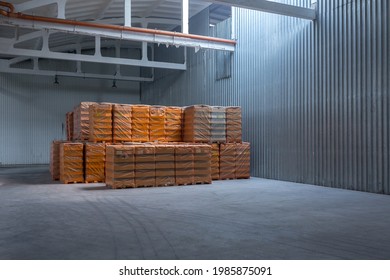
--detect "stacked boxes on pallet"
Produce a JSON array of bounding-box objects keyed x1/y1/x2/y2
[
  {"x1": 175, "y1": 145, "x2": 194, "y2": 185},
  {"x1": 66, "y1": 112, "x2": 74, "y2": 141},
  {"x1": 165, "y1": 106, "x2": 183, "y2": 142},
  {"x1": 183, "y1": 105, "x2": 211, "y2": 143},
  {"x1": 113, "y1": 104, "x2": 132, "y2": 142},
  {"x1": 211, "y1": 106, "x2": 226, "y2": 143},
  {"x1": 219, "y1": 143, "x2": 236, "y2": 180},
  {"x1": 155, "y1": 145, "x2": 175, "y2": 186},
  {"x1": 50, "y1": 140, "x2": 65, "y2": 180},
  {"x1": 89, "y1": 104, "x2": 113, "y2": 142},
  {"x1": 193, "y1": 144, "x2": 212, "y2": 184},
  {"x1": 235, "y1": 142, "x2": 250, "y2": 179},
  {"x1": 226, "y1": 106, "x2": 242, "y2": 143},
  {"x1": 73, "y1": 102, "x2": 96, "y2": 141},
  {"x1": 135, "y1": 145, "x2": 156, "y2": 187},
  {"x1": 211, "y1": 143, "x2": 220, "y2": 180},
  {"x1": 85, "y1": 143, "x2": 106, "y2": 183},
  {"x1": 105, "y1": 145, "x2": 135, "y2": 189},
  {"x1": 132, "y1": 105, "x2": 150, "y2": 142},
  {"x1": 59, "y1": 143, "x2": 84, "y2": 184},
  {"x1": 150, "y1": 106, "x2": 166, "y2": 141}
]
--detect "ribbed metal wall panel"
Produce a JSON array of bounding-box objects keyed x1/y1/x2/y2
[
  {"x1": 142, "y1": 0, "x2": 389, "y2": 194},
  {"x1": 0, "y1": 73, "x2": 139, "y2": 165}
]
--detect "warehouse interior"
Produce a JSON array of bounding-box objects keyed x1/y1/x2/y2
[{"x1": 0, "y1": 0, "x2": 389, "y2": 260}]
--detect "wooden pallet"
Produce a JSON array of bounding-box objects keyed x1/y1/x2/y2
[
  {"x1": 62, "y1": 181, "x2": 84, "y2": 184},
  {"x1": 194, "y1": 181, "x2": 212, "y2": 185}
]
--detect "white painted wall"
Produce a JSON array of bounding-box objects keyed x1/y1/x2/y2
[{"x1": 0, "y1": 73, "x2": 140, "y2": 165}]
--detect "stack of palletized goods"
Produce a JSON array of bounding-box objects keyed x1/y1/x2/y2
[
  {"x1": 175, "y1": 145, "x2": 194, "y2": 185},
  {"x1": 112, "y1": 104, "x2": 132, "y2": 142},
  {"x1": 210, "y1": 106, "x2": 226, "y2": 143},
  {"x1": 105, "y1": 145, "x2": 135, "y2": 189},
  {"x1": 132, "y1": 105, "x2": 150, "y2": 142},
  {"x1": 226, "y1": 106, "x2": 242, "y2": 143},
  {"x1": 50, "y1": 140, "x2": 66, "y2": 181},
  {"x1": 85, "y1": 143, "x2": 106, "y2": 183},
  {"x1": 211, "y1": 143, "x2": 220, "y2": 180},
  {"x1": 89, "y1": 103, "x2": 113, "y2": 142},
  {"x1": 193, "y1": 144, "x2": 212, "y2": 184},
  {"x1": 165, "y1": 106, "x2": 183, "y2": 142},
  {"x1": 73, "y1": 102, "x2": 96, "y2": 141},
  {"x1": 150, "y1": 106, "x2": 166, "y2": 142},
  {"x1": 155, "y1": 145, "x2": 175, "y2": 187},
  {"x1": 134, "y1": 145, "x2": 155, "y2": 187},
  {"x1": 66, "y1": 112, "x2": 74, "y2": 141},
  {"x1": 235, "y1": 142, "x2": 250, "y2": 179},
  {"x1": 59, "y1": 143, "x2": 84, "y2": 184},
  {"x1": 183, "y1": 105, "x2": 211, "y2": 143},
  {"x1": 219, "y1": 143, "x2": 236, "y2": 180}
]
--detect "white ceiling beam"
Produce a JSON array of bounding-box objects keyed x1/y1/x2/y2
[
  {"x1": 0, "y1": 17, "x2": 235, "y2": 51},
  {"x1": 0, "y1": 66, "x2": 153, "y2": 82},
  {"x1": 211, "y1": 0, "x2": 316, "y2": 20},
  {"x1": 0, "y1": 47, "x2": 187, "y2": 70}
]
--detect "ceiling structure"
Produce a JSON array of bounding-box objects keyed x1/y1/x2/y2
[{"x1": 0, "y1": 0, "x2": 315, "y2": 82}]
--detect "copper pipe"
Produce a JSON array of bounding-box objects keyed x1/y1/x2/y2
[{"x1": 0, "y1": 1, "x2": 236, "y2": 46}]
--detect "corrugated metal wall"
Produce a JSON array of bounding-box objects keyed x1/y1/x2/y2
[
  {"x1": 0, "y1": 73, "x2": 139, "y2": 165},
  {"x1": 142, "y1": 0, "x2": 390, "y2": 194}
]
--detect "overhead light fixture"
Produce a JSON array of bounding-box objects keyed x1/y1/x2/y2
[
  {"x1": 112, "y1": 79, "x2": 117, "y2": 88},
  {"x1": 54, "y1": 75, "x2": 59, "y2": 85}
]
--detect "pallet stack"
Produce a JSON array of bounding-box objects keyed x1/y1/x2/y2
[
  {"x1": 59, "y1": 143, "x2": 84, "y2": 184},
  {"x1": 211, "y1": 143, "x2": 220, "y2": 180},
  {"x1": 50, "y1": 140, "x2": 65, "y2": 180},
  {"x1": 235, "y1": 142, "x2": 250, "y2": 179},
  {"x1": 132, "y1": 105, "x2": 150, "y2": 142},
  {"x1": 193, "y1": 144, "x2": 212, "y2": 184},
  {"x1": 73, "y1": 102, "x2": 96, "y2": 141},
  {"x1": 226, "y1": 106, "x2": 242, "y2": 143},
  {"x1": 85, "y1": 143, "x2": 106, "y2": 183},
  {"x1": 165, "y1": 106, "x2": 183, "y2": 142},
  {"x1": 211, "y1": 106, "x2": 226, "y2": 143},
  {"x1": 183, "y1": 105, "x2": 211, "y2": 143},
  {"x1": 112, "y1": 104, "x2": 132, "y2": 142},
  {"x1": 105, "y1": 145, "x2": 135, "y2": 189},
  {"x1": 89, "y1": 104, "x2": 113, "y2": 142},
  {"x1": 135, "y1": 145, "x2": 156, "y2": 187},
  {"x1": 175, "y1": 145, "x2": 194, "y2": 185},
  {"x1": 219, "y1": 143, "x2": 236, "y2": 180},
  {"x1": 150, "y1": 106, "x2": 166, "y2": 141},
  {"x1": 155, "y1": 145, "x2": 175, "y2": 187},
  {"x1": 66, "y1": 112, "x2": 74, "y2": 141}
]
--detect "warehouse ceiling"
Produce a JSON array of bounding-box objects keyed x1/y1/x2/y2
[{"x1": 0, "y1": 0, "x2": 315, "y2": 82}]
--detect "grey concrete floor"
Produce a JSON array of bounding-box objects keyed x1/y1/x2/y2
[{"x1": 0, "y1": 165, "x2": 390, "y2": 260}]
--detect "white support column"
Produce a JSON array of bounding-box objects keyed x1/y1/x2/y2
[
  {"x1": 124, "y1": 0, "x2": 132, "y2": 27},
  {"x1": 182, "y1": 0, "x2": 189, "y2": 34},
  {"x1": 95, "y1": 36, "x2": 102, "y2": 57}
]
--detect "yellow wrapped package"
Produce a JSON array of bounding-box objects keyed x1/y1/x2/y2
[
  {"x1": 105, "y1": 145, "x2": 135, "y2": 189},
  {"x1": 150, "y1": 106, "x2": 166, "y2": 142},
  {"x1": 113, "y1": 104, "x2": 132, "y2": 142},
  {"x1": 132, "y1": 105, "x2": 150, "y2": 142}
]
